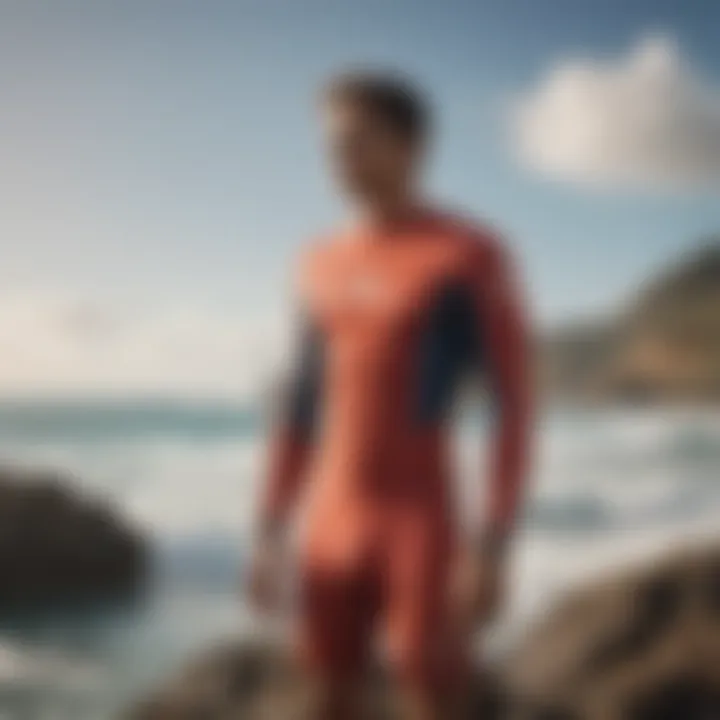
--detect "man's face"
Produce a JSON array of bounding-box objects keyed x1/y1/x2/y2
[{"x1": 322, "y1": 99, "x2": 420, "y2": 202}]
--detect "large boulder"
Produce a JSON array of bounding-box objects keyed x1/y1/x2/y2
[
  {"x1": 126, "y1": 542, "x2": 719, "y2": 719},
  {"x1": 505, "y1": 542, "x2": 720, "y2": 719},
  {"x1": 0, "y1": 466, "x2": 147, "y2": 608}
]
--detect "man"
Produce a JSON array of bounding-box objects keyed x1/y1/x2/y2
[{"x1": 248, "y1": 72, "x2": 532, "y2": 719}]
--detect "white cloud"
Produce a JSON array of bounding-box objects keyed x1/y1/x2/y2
[
  {"x1": 511, "y1": 34, "x2": 720, "y2": 191},
  {"x1": 0, "y1": 291, "x2": 287, "y2": 400}
]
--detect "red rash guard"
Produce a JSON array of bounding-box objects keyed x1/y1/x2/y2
[{"x1": 260, "y1": 208, "x2": 532, "y2": 687}]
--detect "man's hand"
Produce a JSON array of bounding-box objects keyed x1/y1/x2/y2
[
  {"x1": 450, "y1": 535, "x2": 508, "y2": 630},
  {"x1": 245, "y1": 528, "x2": 287, "y2": 615}
]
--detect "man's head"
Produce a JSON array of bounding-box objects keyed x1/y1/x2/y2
[{"x1": 320, "y1": 71, "x2": 431, "y2": 208}]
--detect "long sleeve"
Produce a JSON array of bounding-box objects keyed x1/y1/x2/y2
[
  {"x1": 260, "y1": 315, "x2": 323, "y2": 531},
  {"x1": 474, "y1": 240, "x2": 533, "y2": 541}
]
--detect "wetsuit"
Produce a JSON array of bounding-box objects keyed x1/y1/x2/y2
[{"x1": 261, "y1": 208, "x2": 531, "y2": 691}]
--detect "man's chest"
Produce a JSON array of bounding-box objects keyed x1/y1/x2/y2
[{"x1": 301, "y1": 241, "x2": 464, "y2": 344}]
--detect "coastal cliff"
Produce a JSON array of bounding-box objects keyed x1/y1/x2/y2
[{"x1": 541, "y1": 242, "x2": 720, "y2": 403}]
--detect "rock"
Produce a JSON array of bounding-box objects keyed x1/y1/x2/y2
[
  {"x1": 0, "y1": 466, "x2": 147, "y2": 608},
  {"x1": 126, "y1": 543, "x2": 719, "y2": 719},
  {"x1": 504, "y1": 542, "x2": 720, "y2": 719},
  {"x1": 126, "y1": 641, "x2": 504, "y2": 719}
]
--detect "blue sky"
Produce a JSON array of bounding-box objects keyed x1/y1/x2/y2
[{"x1": 1, "y1": 0, "x2": 719, "y2": 395}]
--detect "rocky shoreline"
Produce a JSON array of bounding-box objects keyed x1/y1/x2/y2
[{"x1": 127, "y1": 541, "x2": 719, "y2": 719}]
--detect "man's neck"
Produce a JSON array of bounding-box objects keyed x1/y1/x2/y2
[{"x1": 352, "y1": 191, "x2": 427, "y2": 236}]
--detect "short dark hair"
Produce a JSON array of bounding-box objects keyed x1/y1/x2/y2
[{"x1": 322, "y1": 70, "x2": 431, "y2": 143}]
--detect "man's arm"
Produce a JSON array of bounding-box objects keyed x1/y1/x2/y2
[
  {"x1": 475, "y1": 238, "x2": 533, "y2": 556},
  {"x1": 450, "y1": 235, "x2": 532, "y2": 626},
  {"x1": 259, "y1": 314, "x2": 323, "y2": 536},
  {"x1": 248, "y1": 313, "x2": 322, "y2": 611}
]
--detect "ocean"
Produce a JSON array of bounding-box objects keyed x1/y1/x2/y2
[{"x1": 0, "y1": 401, "x2": 718, "y2": 718}]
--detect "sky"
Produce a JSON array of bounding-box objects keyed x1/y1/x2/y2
[{"x1": 1, "y1": 0, "x2": 720, "y2": 397}]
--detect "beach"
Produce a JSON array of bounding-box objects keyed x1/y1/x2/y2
[{"x1": 0, "y1": 401, "x2": 718, "y2": 717}]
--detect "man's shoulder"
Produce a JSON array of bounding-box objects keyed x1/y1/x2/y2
[
  {"x1": 432, "y1": 208, "x2": 511, "y2": 266},
  {"x1": 289, "y1": 231, "x2": 346, "y2": 292},
  {"x1": 293, "y1": 230, "x2": 336, "y2": 264}
]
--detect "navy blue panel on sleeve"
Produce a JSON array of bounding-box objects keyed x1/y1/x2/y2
[
  {"x1": 286, "y1": 316, "x2": 324, "y2": 439},
  {"x1": 414, "y1": 280, "x2": 484, "y2": 423}
]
